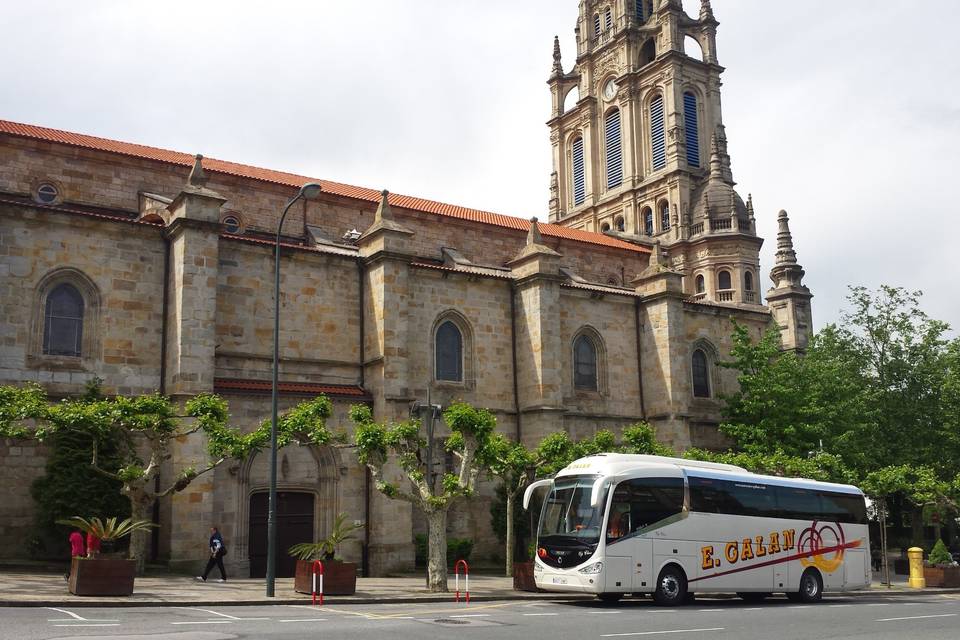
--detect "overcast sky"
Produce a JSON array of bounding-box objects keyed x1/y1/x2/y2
[{"x1": 3, "y1": 1, "x2": 958, "y2": 331}]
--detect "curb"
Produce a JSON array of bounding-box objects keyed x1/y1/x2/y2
[{"x1": 2, "y1": 588, "x2": 959, "y2": 608}]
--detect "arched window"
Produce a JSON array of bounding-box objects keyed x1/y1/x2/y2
[
  {"x1": 718, "y1": 270, "x2": 732, "y2": 290},
  {"x1": 601, "y1": 222, "x2": 611, "y2": 232},
  {"x1": 435, "y1": 321, "x2": 463, "y2": 382},
  {"x1": 692, "y1": 349, "x2": 711, "y2": 398},
  {"x1": 594, "y1": 13, "x2": 601, "y2": 38},
  {"x1": 744, "y1": 271, "x2": 754, "y2": 292},
  {"x1": 695, "y1": 274, "x2": 705, "y2": 294},
  {"x1": 683, "y1": 92, "x2": 700, "y2": 168},
  {"x1": 615, "y1": 215, "x2": 625, "y2": 232},
  {"x1": 574, "y1": 334, "x2": 598, "y2": 391},
  {"x1": 651, "y1": 94, "x2": 666, "y2": 171},
  {"x1": 659, "y1": 201, "x2": 670, "y2": 231},
  {"x1": 563, "y1": 86, "x2": 580, "y2": 113},
  {"x1": 643, "y1": 207, "x2": 654, "y2": 235},
  {"x1": 605, "y1": 109, "x2": 623, "y2": 189},
  {"x1": 572, "y1": 137, "x2": 586, "y2": 206},
  {"x1": 640, "y1": 38, "x2": 656, "y2": 66},
  {"x1": 43, "y1": 283, "x2": 84, "y2": 357}
]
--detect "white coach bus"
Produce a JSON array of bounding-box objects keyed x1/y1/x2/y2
[{"x1": 524, "y1": 454, "x2": 870, "y2": 605}]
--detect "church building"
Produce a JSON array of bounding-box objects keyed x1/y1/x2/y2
[{"x1": 0, "y1": 0, "x2": 811, "y2": 576}]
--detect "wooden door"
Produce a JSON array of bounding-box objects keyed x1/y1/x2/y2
[{"x1": 249, "y1": 491, "x2": 315, "y2": 578}]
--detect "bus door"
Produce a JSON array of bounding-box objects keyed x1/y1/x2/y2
[{"x1": 606, "y1": 477, "x2": 684, "y2": 593}]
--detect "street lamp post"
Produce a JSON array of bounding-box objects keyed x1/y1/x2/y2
[{"x1": 266, "y1": 182, "x2": 323, "y2": 597}]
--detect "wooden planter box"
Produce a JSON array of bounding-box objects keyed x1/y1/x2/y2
[
  {"x1": 294, "y1": 559, "x2": 357, "y2": 595},
  {"x1": 513, "y1": 561, "x2": 540, "y2": 592},
  {"x1": 68, "y1": 557, "x2": 136, "y2": 596},
  {"x1": 923, "y1": 565, "x2": 960, "y2": 588}
]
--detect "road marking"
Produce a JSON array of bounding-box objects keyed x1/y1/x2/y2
[
  {"x1": 46, "y1": 608, "x2": 86, "y2": 621},
  {"x1": 177, "y1": 607, "x2": 242, "y2": 620},
  {"x1": 649, "y1": 610, "x2": 679, "y2": 613},
  {"x1": 876, "y1": 614, "x2": 958, "y2": 623},
  {"x1": 828, "y1": 604, "x2": 851, "y2": 608},
  {"x1": 697, "y1": 609, "x2": 723, "y2": 612},
  {"x1": 867, "y1": 603, "x2": 890, "y2": 606},
  {"x1": 171, "y1": 620, "x2": 234, "y2": 625},
  {"x1": 602, "y1": 628, "x2": 724, "y2": 637},
  {"x1": 280, "y1": 619, "x2": 329, "y2": 622},
  {"x1": 52, "y1": 624, "x2": 120, "y2": 628},
  {"x1": 742, "y1": 607, "x2": 763, "y2": 611},
  {"x1": 591, "y1": 611, "x2": 622, "y2": 614},
  {"x1": 523, "y1": 612, "x2": 559, "y2": 616}
]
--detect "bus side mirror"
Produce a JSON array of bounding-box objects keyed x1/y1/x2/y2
[{"x1": 523, "y1": 479, "x2": 553, "y2": 510}]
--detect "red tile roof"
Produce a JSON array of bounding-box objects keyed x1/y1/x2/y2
[
  {"x1": 0, "y1": 119, "x2": 648, "y2": 255},
  {"x1": 214, "y1": 378, "x2": 368, "y2": 398}
]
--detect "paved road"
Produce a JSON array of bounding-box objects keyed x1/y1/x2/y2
[{"x1": 4, "y1": 593, "x2": 959, "y2": 640}]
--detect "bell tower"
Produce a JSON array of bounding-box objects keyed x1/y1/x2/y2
[{"x1": 548, "y1": 0, "x2": 771, "y2": 311}]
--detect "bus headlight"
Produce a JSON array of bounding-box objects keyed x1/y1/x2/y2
[
  {"x1": 533, "y1": 561, "x2": 543, "y2": 573},
  {"x1": 578, "y1": 561, "x2": 603, "y2": 574}
]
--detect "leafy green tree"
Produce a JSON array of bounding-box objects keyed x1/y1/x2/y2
[
  {"x1": 350, "y1": 401, "x2": 495, "y2": 592},
  {"x1": 0, "y1": 383, "x2": 332, "y2": 573},
  {"x1": 484, "y1": 434, "x2": 535, "y2": 577}
]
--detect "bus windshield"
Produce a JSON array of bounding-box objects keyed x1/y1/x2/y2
[{"x1": 538, "y1": 476, "x2": 607, "y2": 545}]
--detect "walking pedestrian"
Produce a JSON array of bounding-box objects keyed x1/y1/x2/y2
[{"x1": 195, "y1": 526, "x2": 227, "y2": 582}]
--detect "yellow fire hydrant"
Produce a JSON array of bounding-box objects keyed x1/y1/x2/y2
[{"x1": 908, "y1": 547, "x2": 926, "y2": 589}]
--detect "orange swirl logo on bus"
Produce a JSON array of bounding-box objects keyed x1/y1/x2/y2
[{"x1": 798, "y1": 521, "x2": 860, "y2": 573}]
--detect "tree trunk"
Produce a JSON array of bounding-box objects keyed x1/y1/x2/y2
[
  {"x1": 127, "y1": 490, "x2": 152, "y2": 576},
  {"x1": 505, "y1": 490, "x2": 515, "y2": 577},
  {"x1": 426, "y1": 509, "x2": 449, "y2": 592}
]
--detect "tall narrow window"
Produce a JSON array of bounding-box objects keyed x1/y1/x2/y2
[
  {"x1": 692, "y1": 349, "x2": 711, "y2": 398},
  {"x1": 43, "y1": 283, "x2": 84, "y2": 357},
  {"x1": 572, "y1": 137, "x2": 586, "y2": 206},
  {"x1": 636, "y1": 0, "x2": 646, "y2": 22},
  {"x1": 660, "y1": 201, "x2": 670, "y2": 231},
  {"x1": 643, "y1": 208, "x2": 654, "y2": 235},
  {"x1": 718, "y1": 270, "x2": 732, "y2": 290},
  {"x1": 744, "y1": 272, "x2": 754, "y2": 291},
  {"x1": 684, "y1": 92, "x2": 700, "y2": 167},
  {"x1": 615, "y1": 216, "x2": 625, "y2": 232},
  {"x1": 695, "y1": 274, "x2": 705, "y2": 294},
  {"x1": 605, "y1": 109, "x2": 623, "y2": 189},
  {"x1": 651, "y1": 94, "x2": 666, "y2": 171},
  {"x1": 594, "y1": 14, "x2": 601, "y2": 38},
  {"x1": 574, "y1": 335, "x2": 598, "y2": 391},
  {"x1": 435, "y1": 321, "x2": 463, "y2": 382},
  {"x1": 605, "y1": 8, "x2": 613, "y2": 31}
]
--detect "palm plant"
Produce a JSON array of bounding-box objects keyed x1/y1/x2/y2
[
  {"x1": 56, "y1": 516, "x2": 156, "y2": 541},
  {"x1": 288, "y1": 512, "x2": 363, "y2": 561}
]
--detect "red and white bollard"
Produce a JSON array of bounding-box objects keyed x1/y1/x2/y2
[
  {"x1": 454, "y1": 559, "x2": 469, "y2": 603},
  {"x1": 312, "y1": 560, "x2": 324, "y2": 605}
]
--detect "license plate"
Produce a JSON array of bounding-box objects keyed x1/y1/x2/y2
[{"x1": 552, "y1": 577, "x2": 568, "y2": 585}]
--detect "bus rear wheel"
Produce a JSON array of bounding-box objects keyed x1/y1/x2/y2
[
  {"x1": 797, "y1": 569, "x2": 823, "y2": 603},
  {"x1": 653, "y1": 565, "x2": 687, "y2": 606},
  {"x1": 597, "y1": 593, "x2": 622, "y2": 603}
]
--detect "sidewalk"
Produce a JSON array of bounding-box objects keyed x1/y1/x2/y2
[{"x1": 1, "y1": 570, "x2": 957, "y2": 608}]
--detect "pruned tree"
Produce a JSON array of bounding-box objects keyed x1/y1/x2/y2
[
  {"x1": 350, "y1": 401, "x2": 495, "y2": 592},
  {"x1": 0, "y1": 383, "x2": 332, "y2": 573},
  {"x1": 484, "y1": 434, "x2": 534, "y2": 576}
]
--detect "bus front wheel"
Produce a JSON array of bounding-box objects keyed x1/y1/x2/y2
[
  {"x1": 653, "y1": 565, "x2": 688, "y2": 606},
  {"x1": 797, "y1": 569, "x2": 823, "y2": 603}
]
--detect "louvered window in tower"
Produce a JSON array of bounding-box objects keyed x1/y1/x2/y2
[
  {"x1": 651, "y1": 94, "x2": 666, "y2": 170},
  {"x1": 684, "y1": 92, "x2": 700, "y2": 167},
  {"x1": 605, "y1": 8, "x2": 612, "y2": 31},
  {"x1": 572, "y1": 137, "x2": 586, "y2": 206},
  {"x1": 594, "y1": 14, "x2": 601, "y2": 38},
  {"x1": 637, "y1": 0, "x2": 645, "y2": 22},
  {"x1": 605, "y1": 109, "x2": 623, "y2": 189}
]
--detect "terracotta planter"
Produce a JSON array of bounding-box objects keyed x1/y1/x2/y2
[
  {"x1": 68, "y1": 557, "x2": 136, "y2": 596},
  {"x1": 294, "y1": 559, "x2": 357, "y2": 595},
  {"x1": 923, "y1": 565, "x2": 960, "y2": 588},
  {"x1": 513, "y1": 561, "x2": 540, "y2": 592}
]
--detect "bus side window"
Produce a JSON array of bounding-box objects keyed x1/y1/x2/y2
[{"x1": 608, "y1": 478, "x2": 683, "y2": 541}]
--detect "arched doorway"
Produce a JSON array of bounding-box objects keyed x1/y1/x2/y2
[{"x1": 248, "y1": 491, "x2": 315, "y2": 578}]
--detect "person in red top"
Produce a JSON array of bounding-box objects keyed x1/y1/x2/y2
[
  {"x1": 86, "y1": 532, "x2": 101, "y2": 558},
  {"x1": 66, "y1": 529, "x2": 85, "y2": 581}
]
